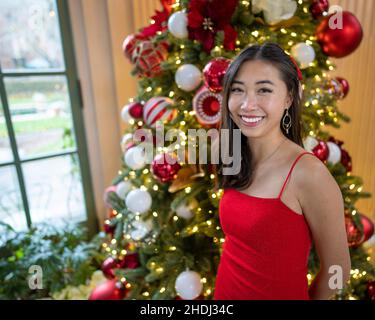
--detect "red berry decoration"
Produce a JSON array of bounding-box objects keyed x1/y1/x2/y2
[
  {"x1": 101, "y1": 257, "x2": 119, "y2": 279},
  {"x1": 345, "y1": 215, "x2": 365, "y2": 248},
  {"x1": 89, "y1": 279, "x2": 127, "y2": 300},
  {"x1": 128, "y1": 102, "x2": 144, "y2": 119},
  {"x1": 309, "y1": 0, "x2": 329, "y2": 19},
  {"x1": 151, "y1": 153, "x2": 181, "y2": 183},
  {"x1": 132, "y1": 40, "x2": 169, "y2": 77},
  {"x1": 316, "y1": 11, "x2": 363, "y2": 58},
  {"x1": 340, "y1": 148, "x2": 352, "y2": 172},
  {"x1": 193, "y1": 86, "x2": 222, "y2": 127},
  {"x1": 122, "y1": 33, "x2": 147, "y2": 61},
  {"x1": 312, "y1": 140, "x2": 329, "y2": 161},
  {"x1": 203, "y1": 57, "x2": 231, "y2": 93}
]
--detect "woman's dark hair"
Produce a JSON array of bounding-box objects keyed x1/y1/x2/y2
[{"x1": 216, "y1": 42, "x2": 304, "y2": 190}]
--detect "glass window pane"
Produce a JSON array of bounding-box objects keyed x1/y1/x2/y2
[
  {"x1": 4, "y1": 76, "x2": 76, "y2": 159},
  {"x1": 0, "y1": 0, "x2": 65, "y2": 72},
  {"x1": 22, "y1": 154, "x2": 86, "y2": 225},
  {"x1": 0, "y1": 165, "x2": 27, "y2": 230},
  {"x1": 0, "y1": 102, "x2": 13, "y2": 163}
]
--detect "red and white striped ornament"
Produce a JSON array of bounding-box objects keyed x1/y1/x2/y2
[
  {"x1": 193, "y1": 86, "x2": 222, "y2": 126},
  {"x1": 143, "y1": 96, "x2": 176, "y2": 127}
]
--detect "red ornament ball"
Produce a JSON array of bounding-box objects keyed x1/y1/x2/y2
[
  {"x1": 118, "y1": 252, "x2": 140, "y2": 269},
  {"x1": 345, "y1": 215, "x2": 365, "y2": 248},
  {"x1": 89, "y1": 279, "x2": 126, "y2": 300},
  {"x1": 316, "y1": 11, "x2": 363, "y2": 58},
  {"x1": 132, "y1": 40, "x2": 169, "y2": 77},
  {"x1": 122, "y1": 33, "x2": 147, "y2": 61},
  {"x1": 312, "y1": 140, "x2": 329, "y2": 161},
  {"x1": 151, "y1": 153, "x2": 181, "y2": 183},
  {"x1": 104, "y1": 219, "x2": 115, "y2": 235},
  {"x1": 203, "y1": 57, "x2": 231, "y2": 93},
  {"x1": 193, "y1": 85, "x2": 222, "y2": 127},
  {"x1": 360, "y1": 214, "x2": 375, "y2": 243},
  {"x1": 335, "y1": 77, "x2": 350, "y2": 98},
  {"x1": 101, "y1": 257, "x2": 119, "y2": 279},
  {"x1": 309, "y1": 0, "x2": 329, "y2": 19},
  {"x1": 128, "y1": 102, "x2": 144, "y2": 119}
]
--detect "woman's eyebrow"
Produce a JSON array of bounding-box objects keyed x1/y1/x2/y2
[{"x1": 231, "y1": 79, "x2": 275, "y2": 86}]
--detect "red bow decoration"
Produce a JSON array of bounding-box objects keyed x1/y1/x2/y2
[{"x1": 289, "y1": 55, "x2": 303, "y2": 81}]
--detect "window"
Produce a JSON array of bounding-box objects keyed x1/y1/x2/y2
[{"x1": 0, "y1": 0, "x2": 97, "y2": 232}]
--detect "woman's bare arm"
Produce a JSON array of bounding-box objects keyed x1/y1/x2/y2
[{"x1": 295, "y1": 155, "x2": 351, "y2": 300}]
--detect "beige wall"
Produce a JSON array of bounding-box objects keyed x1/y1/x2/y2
[
  {"x1": 328, "y1": 0, "x2": 375, "y2": 223},
  {"x1": 69, "y1": 0, "x2": 375, "y2": 228}
]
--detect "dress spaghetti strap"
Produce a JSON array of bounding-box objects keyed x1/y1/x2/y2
[{"x1": 277, "y1": 151, "x2": 314, "y2": 199}]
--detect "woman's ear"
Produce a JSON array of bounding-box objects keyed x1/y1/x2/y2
[{"x1": 285, "y1": 92, "x2": 293, "y2": 108}]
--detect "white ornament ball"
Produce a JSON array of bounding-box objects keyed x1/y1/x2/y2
[
  {"x1": 130, "y1": 219, "x2": 153, "y2": 240},
  {"x1": 115, "y1": 180, "x2": 132, "y2": 199},
  {"x1": 175, "y1": 270, "x2": 203, "y2": 300},
  {"x1": 176, "y1": 198, "x2": 199, "y2": 220},
  {"x1": 121, "y1": 104, "x2": 133, "y2": 123},
  {"x1": 175, "y1": 64, "x2": 202, "y2": 92},
  {"x1": 327, "y1": 141, "x2": 342, "y2": 165},
  {"x1": 120, "y1": 133, "x2": 133, "y2": 152},
  {"x1": 168, "y1": 11, "x2": 188, "y2": 39},
  {"x1": 124, "y1": 145, "x2": 147, "y2": 170},
  {"x1": 291, "y1": 42, "x2": 315, "y2": 69},
  {"x1": 125, "y1": 189, "x2": 152, "y2": 214},
  {"x1": 303, "y1": 136, "x2": 318, "y2": 153}
]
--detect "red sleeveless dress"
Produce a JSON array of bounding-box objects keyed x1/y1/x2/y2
[{"x1": 214, "y1": 152, "x2": 314, "y2": 300}]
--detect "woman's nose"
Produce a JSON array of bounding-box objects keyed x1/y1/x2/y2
[{"x1": 240, "y1": 94, "x2": 257, "y2": 110}]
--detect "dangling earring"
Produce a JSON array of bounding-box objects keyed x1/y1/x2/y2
[{"x1": 282, "y1": 108, "x2": 292, "y2": 134}]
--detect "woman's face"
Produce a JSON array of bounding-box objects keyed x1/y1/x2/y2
[{"x1": 228, "y1": 59, "x2": 292, "y2": 139}]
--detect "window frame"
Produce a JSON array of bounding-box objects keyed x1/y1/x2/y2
[{"x1": 0, "y1": 0, "x2": 98, "y2": 236}]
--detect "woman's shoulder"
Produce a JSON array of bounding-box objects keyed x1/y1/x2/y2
[{"x1": 290, "y1": 145, "x2": 340, "y2": 198}]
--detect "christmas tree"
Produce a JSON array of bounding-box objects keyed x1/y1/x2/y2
[{"x1": 92, "y1": 0, "x2": 375, "y2": 300}]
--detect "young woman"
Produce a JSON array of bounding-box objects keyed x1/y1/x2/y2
[{"x1": 214, "y1": 43, "x2": 351, "y2": 300}]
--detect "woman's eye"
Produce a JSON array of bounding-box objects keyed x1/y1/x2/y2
[
  {"x1": 259, "y1": 88, "x2": 272, "y2": 93},
  {"x1": 230, "y1": 87, "x2": 243, "y2": 93}
]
